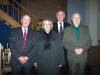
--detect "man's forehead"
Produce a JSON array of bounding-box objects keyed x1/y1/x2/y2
[
  {"x1": 22, "y1": 15, "x2": 30, "y2": 19},
  {"x1": 73, "y1": 13, "x2": 80, "y2": 17}
]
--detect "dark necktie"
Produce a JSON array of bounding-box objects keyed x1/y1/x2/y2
[
  {"x1": 24, "y1": 29, "x2": 27, "y2": 48},
  {"x1": 60, "y1": 23, "x2": 63, "y2": 33},
  {"x1": 60, "y1": 23, "x2": 64, "y2": 39}
]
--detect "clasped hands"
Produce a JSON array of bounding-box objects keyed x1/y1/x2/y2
[
  {"x1": 18, "y1": 56, "x2": 29, "y2": 64},
  {"x1": 75, "y1": 48, "x2": 83, "y2": 55}
]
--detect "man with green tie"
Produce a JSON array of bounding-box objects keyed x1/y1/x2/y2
[{"x1": 63, "y1": 13, "x2": 92, "y2": 75}]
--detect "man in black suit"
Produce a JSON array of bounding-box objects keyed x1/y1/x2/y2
[
  {"x1": 9, "y1": 14, "x2": 38, "y2": 75},
  {"x1": 53, "y1": 10, "x2": 70, "y2": 38},
  {"x1": 53, "y1": 10, "x2": 70, "y2": 75}
]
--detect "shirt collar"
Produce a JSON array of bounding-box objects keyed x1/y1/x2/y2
[
  {"x1": 22, "y1": 26, "x2": 28, "y2": 31},
  {"x1": 22, "y1": 26, "x2": 28, "y2": 35}
]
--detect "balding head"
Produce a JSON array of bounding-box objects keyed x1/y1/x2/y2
[{"x1": 71, "y1": 12, "x2": 81, "y2": 27}]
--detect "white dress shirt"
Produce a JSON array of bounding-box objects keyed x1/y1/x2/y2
[
  {"x1": 22, "y1": 26, "x2": 28, "y2": 36},
  {"x1": 57, "y1": 22, "x2": 64, "y2": 33}
]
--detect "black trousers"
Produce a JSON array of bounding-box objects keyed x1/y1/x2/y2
[
  {"x1": 60, "y1": 48, "x2": 69, "y2": 75},
  {"x1": 11, "y1": 62, "x2": 32, "y2": 75}
]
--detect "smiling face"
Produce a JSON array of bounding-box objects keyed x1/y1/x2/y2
[
  {"x1": 71, "y1": 13, "x2": 81, "y2": 27},
  {"x1": 42, "y1": 20, "x2": 53, "y2": 33},
  {"x1": 56, "y1": 10, "x2": 65, "y2": 22},
  {"x1": 21, "y1": 14, "x2": 31, "y2": 28}
]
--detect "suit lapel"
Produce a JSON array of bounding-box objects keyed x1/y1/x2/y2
[
  {"x1": 25, "y1": 29, "x2": 32, "y2": 48},
  {"x1": 80, "y1": 27, "x2": 85, "y2": 43},
  {"x1": 17, "y1": 28, "x2": 24, "y2": 48},
  {"x1": 27, "y1": 29, "x2": 30, "y2": 41},
  {"x1": 64, "y1": 22, "x2": 65, "y2": 29},
  {"x1": 70, "y1": 26, "x2": 77, "y2": 42},
  {"x1": 18, "y1": 27, "x2": 23, "y2": 41},
  {"x1": 56, "y1": 22, "x2": 59, "y2": 32}
]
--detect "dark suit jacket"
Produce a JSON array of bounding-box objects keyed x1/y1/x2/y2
[
  {"x1": 53, "y1": 22, "x2": 70, "y2": 74},
  {"x1": 9, "y1": 27, "x2": 38, "y2": 67},
  {"x1": 53, "y1": 22, "x2": 70, "y2": 34}
]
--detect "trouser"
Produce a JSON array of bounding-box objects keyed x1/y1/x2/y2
[
  {"x1": 68, "y1": 60, "x2": 86, "y2": 75},
  {"x1": 12, "y1": 62, "x2": 32, "y2": 75}
]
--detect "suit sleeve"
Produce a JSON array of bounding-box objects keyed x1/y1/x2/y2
[
  {"x1": 26, "y1": 32, "x2": 39, "y2": 62},
  {"x1": 9, "y1": 29, "x2": 21, "y2": 59},
  {"x1": 27, "y1": 43, "x2": 37, "y2": 62},
  {"x1": 57, "y1": 34, "x2": 65, "y2": 65},
  {"x1": 80, "y1": 28, "x2": 92, "y2": 53}
]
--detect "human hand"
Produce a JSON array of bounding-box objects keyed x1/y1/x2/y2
[
  {"x1": 58, "y1": 65, "x2": 63, "y2": 67},
  {"x1": 75, "y1": 48, "x2": 82, "y2": 55},
  {"x1": 18, "y1": 56, "x2": 25, "y2": 64},
  {"x1": 77, "y1": 48, "x2": 83, "y2": 54},
  {"x1": 34, "y1": 62, "x2": 38, "y2": 67},
  {"x1": 18, "y1": 56, "x2": 29, "y2": 64},
  {"x1": 23, "y1": 56, "x2": 29, "y2": 63},
  {"x1": 79, "y1": 48, "x2": 83, "y2": 53},
  {"x1": 75, "y1": 49, "x2": 79, "y2": 54}
]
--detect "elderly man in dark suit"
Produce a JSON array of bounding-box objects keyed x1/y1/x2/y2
[
  {"x1": 9, "y1": 14, "x2": 38, "y2": 75},
  {"x1": 53, "y1": 10, "x2": 70, "y2": 39},
  {"x1": 53, "y1": 10, "x2": 70, "y2": 75},
  {"x1": 63, "y1": 13, "x2": 92, "y2": 75}
]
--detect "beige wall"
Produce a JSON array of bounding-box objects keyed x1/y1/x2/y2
[{"x1": 22, "y1": 0, "x2": 67, "y2": 22}]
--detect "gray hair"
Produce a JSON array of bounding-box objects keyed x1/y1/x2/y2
[
  {"x1": 71, "y1": 12, "x2": 81, "y2": 20},
  {"x1": 56, "y1": 10, "x2": 65, "y2": 17},
  {"x1": 42, "y1": 18, "x2": 53, "y2": 29}
]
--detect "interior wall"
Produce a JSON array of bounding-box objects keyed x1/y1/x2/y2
[
  {"x1": 67, "y1": 0, "x2": 86, "y2": 25},
  {"x1": 97, "y1": 0, "x2": 100, "y2": 40},
  {"x1": 22, "y1": 0, "x2": 67, "y2": 22}
]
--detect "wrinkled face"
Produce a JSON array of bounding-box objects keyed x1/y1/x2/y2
[
  {"x1": 43, "y1": 20, "x2": 52, "y2": 33},
  {"x1": 21, "y1": 15, "x2": 31, "y2": 28},
  {"x1": 56, "y1": 11, "x2": 65, "y2": 22},
  {"x1": 72, "y1": 13, "x2": 81, "y2": 26}
]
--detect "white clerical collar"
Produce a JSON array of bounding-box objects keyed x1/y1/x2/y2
[
  {"x1": 46, "y1": 31, "x2": 50, "y2": 34},
  {"x1": 75, "y1": 25, "x2": 79, "y2": 27}
]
